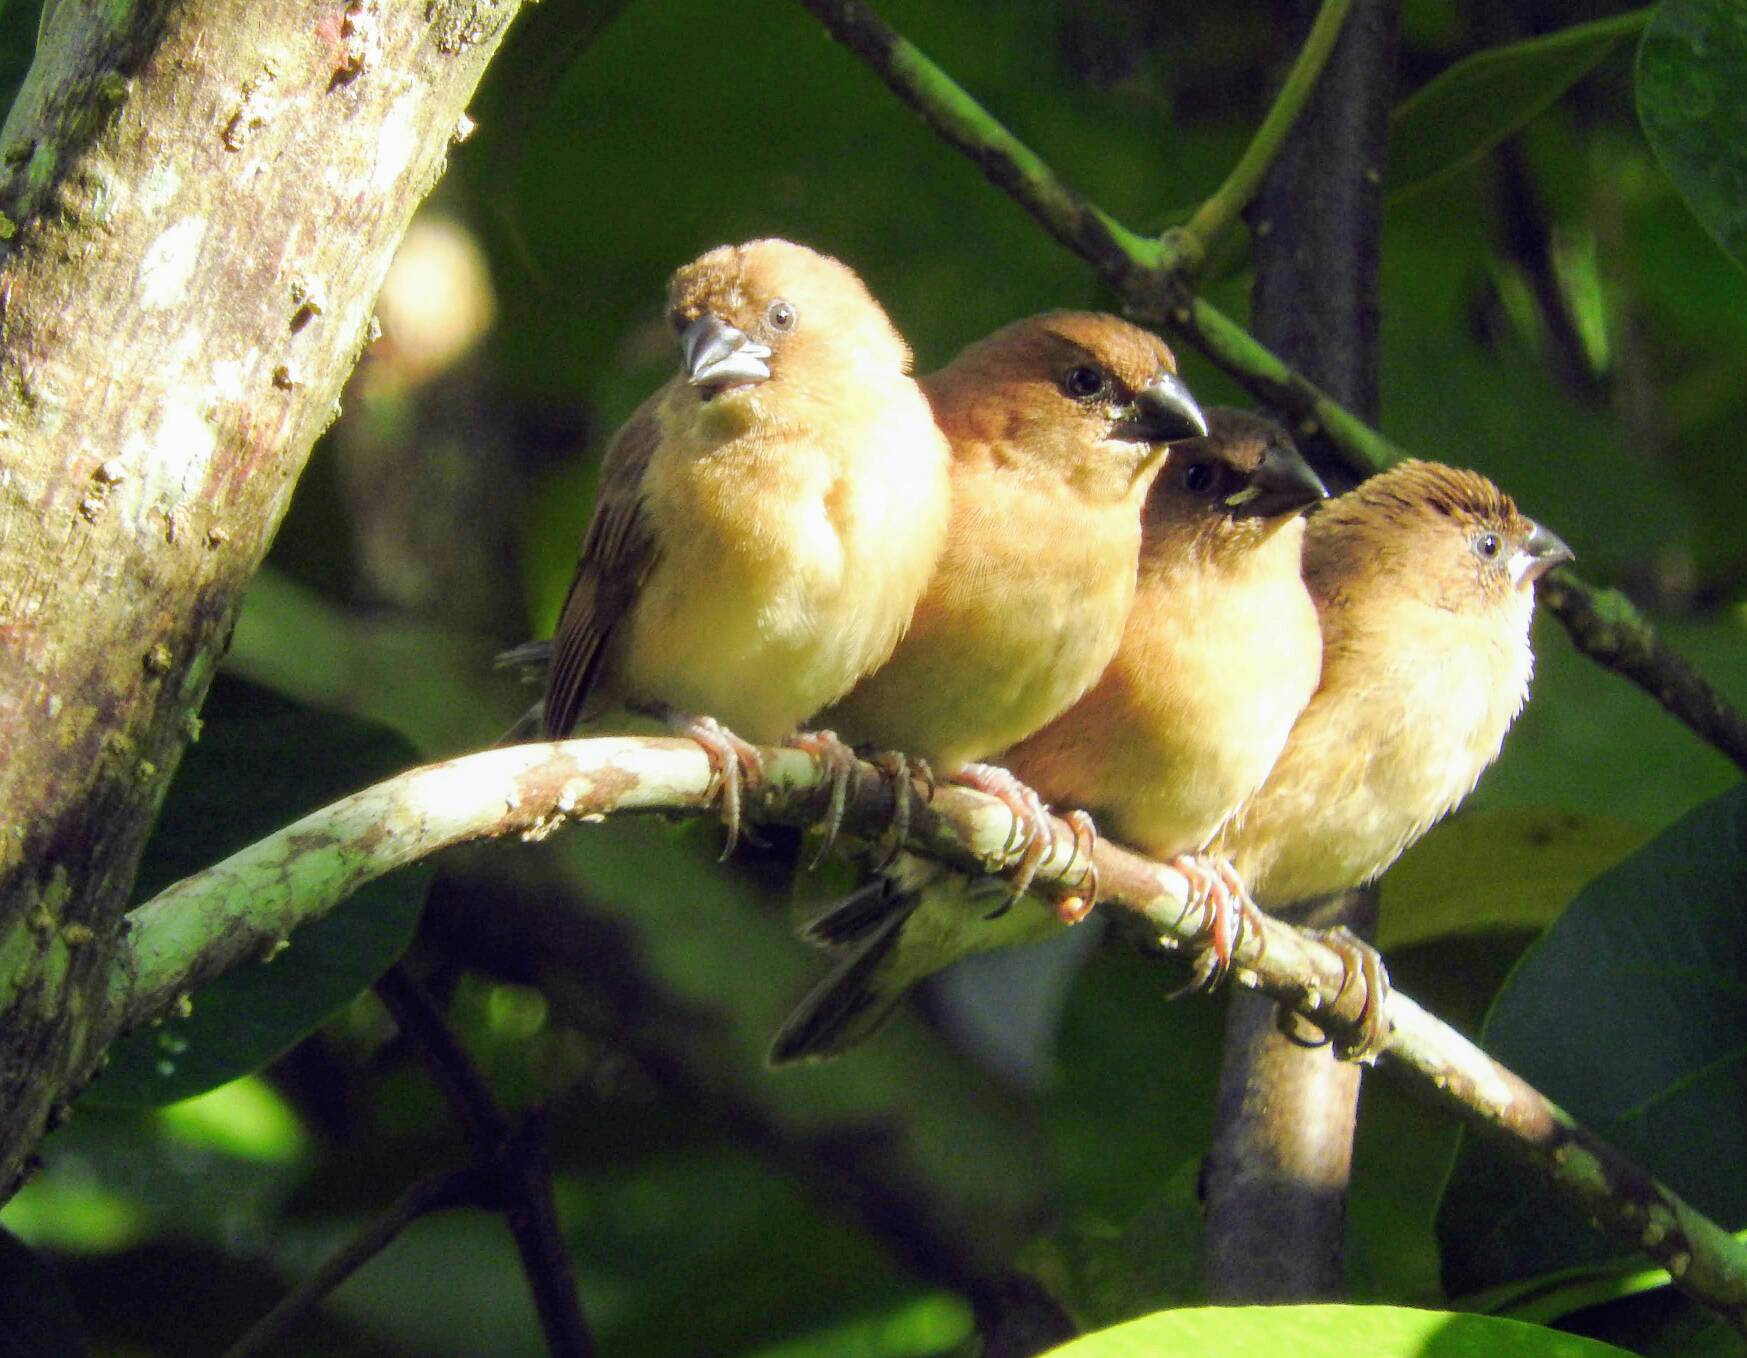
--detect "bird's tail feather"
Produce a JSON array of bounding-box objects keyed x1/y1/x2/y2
[
  {"x1": 797, "y1": 876, "x2": 911, "y2": 950},
  {"x1": 769, "y1": 894, "x2": 918, "y2": 1064}
]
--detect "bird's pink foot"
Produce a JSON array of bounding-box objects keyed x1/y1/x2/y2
[
  {"x1": 1051, "y1": 810, "x2": 1101, "y2": 925},
  {"x1": 787, "y1": 728, "x2": 861, "y2": 867},
  {"x1": 953, "y1": 761, "x2": 1055, "y2": 914},
  {"x1": 1164, "y1": 853, "x2": 1261, "y2": 997},
  {"x1": 656, "y1": 709, "x2": 764, "y2": 858}
]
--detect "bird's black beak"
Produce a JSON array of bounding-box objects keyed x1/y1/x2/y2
[
  {"x1": 1512, "y1": 519, "x2": 1575, "y2": 587},
  {"x1": 1129, "y1": 372, "x2": 1209, "y2": 443},
  {"x1": 681, "y1": 315, "x2": 772, "y2": 391},
  {"x1": 1226, "y1": 443, "x2": 1328, "y2": 519}
]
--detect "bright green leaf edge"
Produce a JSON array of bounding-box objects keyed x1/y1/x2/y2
[{"x1": 1043, "y1": 1304, "x2": 1637, "y2": 1357}]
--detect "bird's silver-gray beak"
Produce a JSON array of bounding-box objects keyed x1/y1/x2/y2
[
  {"x1": 1226, "y1": 442, "x2": 1328, "y2": 519},
  {"x1": 1511, "y1": 519, "x2": 1575, "y2": 587},
  {"x1": 1131, "y1": 371, "x2": 1209, "y2": 443},
  {"x1": 681, "y1": 315, "x2": 772, "y2": 390}
]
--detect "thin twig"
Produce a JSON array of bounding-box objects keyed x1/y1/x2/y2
[
  {"x1": 1161, "y1": 294, "x2": 1405, "y2": 469},
  {"x1": 1178, "y1": 0, "x2": 1355, "y2": 265},
  {"x1": 1536, "y1": 572, "x2": 1747, "y2": 772},
  {"x1": 376, "y1": 966, "x2": 509, "y2": 1153},
  {"x1": 798, "y1": 0, "x2": 1164, "y2": 285},
  {"x1": 424, "y1": 856, "x2": 1072, "y2": 1345},
  {"x1": 374, "y1": 967, "x2": 595, "y2": 1358},
  {"x1": 222, "y1": 1168, "x2": 476, "y2": 1358},
  {"x1": 1378, "y1": 991, "x2": 1747, "y2": 1334}
]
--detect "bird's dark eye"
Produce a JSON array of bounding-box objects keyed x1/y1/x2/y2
[
  {"x1": 1182, "y1": 462, "x2": 1217, "y2": 494},
  {"x1": 1062, "y1": 365, "x2": 1106, "y2": 399},
  {"x1": 766, "y1": 299, "x2": 797, "y2": 332},
  {"x1": 1474, "y1": 531, "x2": 1503, "y2": 561}
]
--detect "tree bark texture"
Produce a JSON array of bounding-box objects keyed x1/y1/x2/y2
[
  {"x1": 1202, "y1": 0, "x2": 1400, "y2": 1301},
  {"x1": 0, "y1": 0, "x2": 525, "y2": 1198}
]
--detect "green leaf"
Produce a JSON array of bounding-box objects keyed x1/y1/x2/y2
[
  {"x1": 1389, "y1": 9, "x2": 1652, "y2": 199},
  {"x1": 229, "y1": 566, "x2": 528, "y2": 756},
  {"x1": 312, "y1": 1145, "x2": 969, "y2": 1358},
  {"x1": 1637, "y1": 0, "x2": 1747, "y2": 270},
  {"x1": 1439, "y1": 784, "x2": 1747, "y2": 1294},
  {"x1": 1463, "y1": 1249, "x2": 1728, "y2": 1330},
  {"x1": 1379, "y1": 808, "x2": 1649, "y2": 949},
  {"x1": 85, "y1": 678, "x2": 429, "y2": 1106},
  {"x1": 1042, "y1": 1304, "x2": 1635, "y2": 1356}
]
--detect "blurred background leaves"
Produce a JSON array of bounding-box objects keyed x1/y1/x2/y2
[{"x1": 3, "y1": 0, "x2": 1746, "y2": 1354}]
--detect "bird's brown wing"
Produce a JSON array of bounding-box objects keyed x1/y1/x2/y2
[{"x1": 543, "y1": 399, "x2": 663, "y2": 737}]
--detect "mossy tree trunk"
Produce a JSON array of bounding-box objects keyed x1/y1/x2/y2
[{"x1": 0, "y1": 0, "x2": 523, "y2": 1198}]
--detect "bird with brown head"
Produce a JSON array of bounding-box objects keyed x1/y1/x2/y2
[
  {"x1": 815, "y1": 310, "x2": 1207, "y2": 864},
  {"x1": 771, "y1": 407, "x2": 1326, "y2": 1065},
  {"x1": 1219, "y1": 458, "x2": 1573, "y2": 910}
]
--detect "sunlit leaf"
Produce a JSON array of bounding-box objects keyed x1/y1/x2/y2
[
  {"x1": 1637, "y1": 0, "x2": 1747, "y2": 270},
  {"x1": 1379, "y1": 808, "x2": 1649, "y2": 948},
  {"x1": 1043, "y1": 1304, "x2": 1635, "y2": 1356},
  {"x1": 0, "y1": 1176, "x2": 144, "y2": 1256},
  {"x1": 1463, "y1": 1251, "x2": 1704, "y2": 1329},
  {"x1": 155, "y1": 1077, "x2": 304, "y2": 1164},
  {"x1": 740, "y1": 1293, "x2": 972, "y2": 1358}
]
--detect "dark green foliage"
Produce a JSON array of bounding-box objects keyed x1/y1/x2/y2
[
  {"x1": 1441, "y1": 784, "x2": 1747, "y2": 1301},
  {"x1": 7, "y1": 0, "x2": 1747, "y2": 1354},
  {"x1": 1638, "y1": 0, "x2": 1747, "y2": 271},
  {"x1": 0, "y1": 1229, "x2": 85, "y2": 1358},
  {"x1": 89, "y1": 679, "x2": 430, "y2": 1106}
]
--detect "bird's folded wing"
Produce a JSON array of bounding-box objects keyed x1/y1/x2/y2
[{"x1": 544, "y1": 399, "x2": 664, "y2": 737}]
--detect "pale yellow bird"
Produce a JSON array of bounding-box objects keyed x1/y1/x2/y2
[{"x1": 542, "y1": 239, "x2": 952, "y2": 846}]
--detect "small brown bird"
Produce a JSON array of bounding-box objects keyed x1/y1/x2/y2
[
  {"x1": 1216, "y1": 459, "x2": 1572, "y2": 914},
  {"x1": 541, "y1": 239, "x2": 952, "y2": 841},
  {"x1": 770, "y1": 407, "x2": 1323, "y2": 1064},
  {"x1": 816, "y1": 310, "x2": 1207, "y2": 845},
  {"x1": 1005, "y1": 408, "x2": 1325, "y2": 912}
]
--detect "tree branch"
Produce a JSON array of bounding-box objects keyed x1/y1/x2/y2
[
  {"x1": 374, "y1": 968, "x2": 594, "y2": 1358},
  {"x1": 105, "y1": 735, "x2": 1747, "y2": 1333},
  {"x1": 1379, "y1": 992, "x2": 1747, "y2": 1335},
  {"x1": 796, "y1": 0, "x2": 1164, "y2": 286},
  {"x1": 1179, "y1": 0, "x2": 1355, "y2": 269},
  {"x1": 1203, "y1": 0, "x2": 1398, "y2": 1300},
  {"x1": 222, "y1": 1167, "x2": 476, "y2": 1358},
  {"x1": 796, "y1": 0, "x2": 1747, "y2": 783},
  {"x1": 1534, "y1": 573, "x2": 1747, "y2": 772}
]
